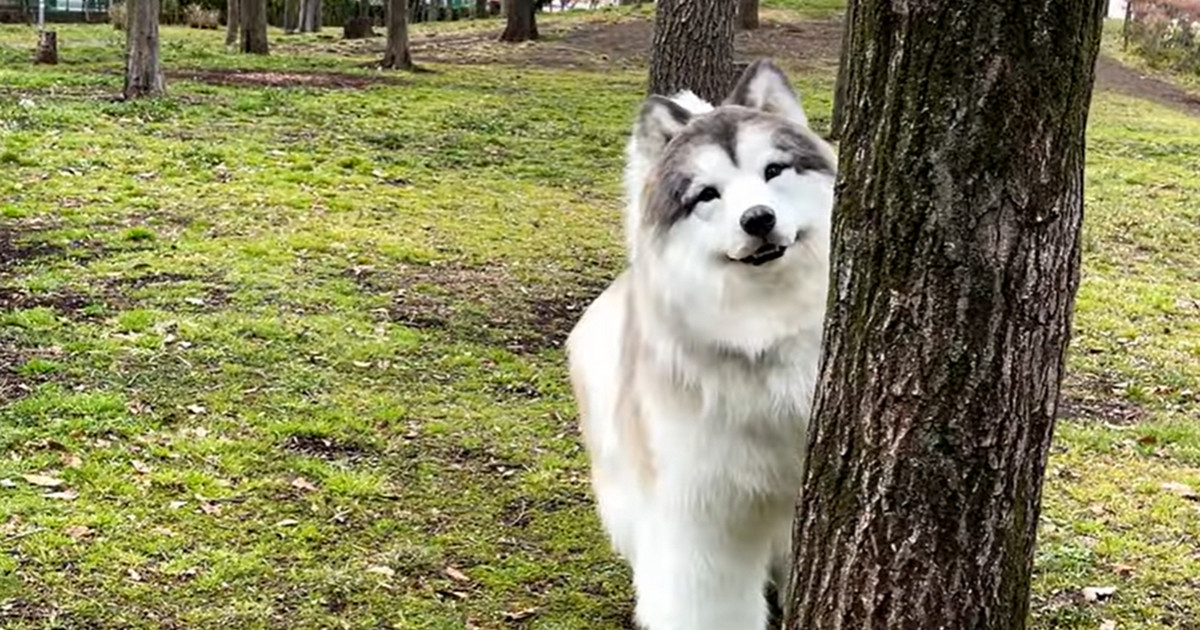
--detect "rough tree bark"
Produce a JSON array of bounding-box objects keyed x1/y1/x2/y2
[
  {"x1": 381, "y1": 0, "x2": 412, "y2": 69},
  {"x1": 648, "y1": 0, "x2": 736, "y2": 103},
  {"x1": 827, "y1": 0, "x2": 855, "y2": 141},
  {"x1": 738, "y1": 0, "x2": 758, "y2": 30},
  {"x1": 499, "y1": 0, "x2": 537, "y2": 41},
  {"x1": 784, "y1": 1, "x2": 1107, "y2": 629},
  {"x1": 225, "y1": 0, "x2": 240, "y2": 45},
  {"x1": 240, "y1": 0, "x2": 269, "y2": 54},
  {"x1": 123, "y1": 0, "x2": 164, "y2": 98}
]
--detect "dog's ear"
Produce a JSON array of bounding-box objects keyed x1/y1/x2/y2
[
  {"x1": 632, "y1": 95, "x2": 694, "y2": 162},
  {"x1": 725, "y1": 59, "x2": 809, "y2": 127}
]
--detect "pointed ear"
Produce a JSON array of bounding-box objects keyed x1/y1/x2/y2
[
  {"x1": 631, "y1": 95, "x2": 694, "y2": 162},
  {"x1": 725, "y1": 59, "x2": 809, "y2": 127}
]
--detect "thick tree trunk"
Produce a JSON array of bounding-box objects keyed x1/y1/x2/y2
[
  {"x1": 499, "y1": 0, "x2": 537, "y2": 41},
  {"x1": 240, "y1": 0, "x2": 269, "y2": 54},
  {"x1": 225, "y1": 0, "x2": 240, "y2": 45},
  {"x1": 381, "y1": 0, "x2": 412, "y2": 69},
  {"x1": 33, "y1": 30, "x2": 57, "y2": 64},
  {"x1": 123, "y1": 0, "x2": 164, "y2": 98},
  {"x1": 784, "y1": 1, "x2": 1106, "y2": 629},
  {"x1": 737, "y1": 0, "x2": 758, "y2": 30},
  {"x1": 648, "y1": 0, "x2": 736, "y2": 103},
  {"x1": 827, "y1": 0, "x2": 854, "y2": 140}
]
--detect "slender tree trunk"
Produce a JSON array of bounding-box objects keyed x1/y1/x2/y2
[
  {"x1": 784, "y1": 1, "x2": 1107, "y2": 629},
  {"x1": 499, "y1": 0, "x2": 537, "y2": 41},
  {"x1": 124, "y1": 0, "x2": 164, "y2": 98},
  {"x1": 381, "y1": 0, "x2": 412, "y2": 68},
  {"x1": 827, "y1": 0, "x2": 855, "y2": 140},
  {"x1": 225, "y1": 0, "x2": 241, "y2": 45},
  {"x1": 737, "y1": 0, "x2": 758, "y2": 30},
  {"x1": 33, "y1": 30, "x2": 58, "y2": 64},
  {"x1": 474, "y1": 0, "x2": 487, "y2": 18},
  {"x1": 240, "y1": 0, "x2": 269, "y2": 53},
  {"x1": 648, "y1": 0, "x2": 736, "y2": 103}
]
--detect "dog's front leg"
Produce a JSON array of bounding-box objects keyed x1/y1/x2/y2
[{"x1": 631, "y1": 513, "x2": 769, "y2": 630}]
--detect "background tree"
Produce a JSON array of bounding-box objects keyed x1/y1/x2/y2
[
  {"x1": 381, "y1": 0, "x2": 413, "y2": 69},
  {"x1": 784, "y1": 1, "x2": 1107, "y2": 629},
  {"x1": 298, "y1": 0, "x2": 323, "y2": 32},
  {"x1": 738, "y1": 0, "x2": 758, "y2": 30},
  {"x1": 647, "y1": 0, "x2": 736, "y2": 103},
  {"x1": 241, "y1": 0, "x2": 269, "y2": 54},
  {"x1": 225, "y1": 0, "x2": 240, "y2": 46},
  {"x1": 499, "y1": 0, "x2": 537, "y2": 41},
  {"x1": 124, "y1": 0, "x2": 164, "y2": 98}
]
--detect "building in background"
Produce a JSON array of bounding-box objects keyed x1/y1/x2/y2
[{"x1": 0, "y1": 0, "x2": 111, "y2": 23}]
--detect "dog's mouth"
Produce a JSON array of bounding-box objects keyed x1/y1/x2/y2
[{"x1": 736, "y1": 242, "x2": 787, "y2": 266}]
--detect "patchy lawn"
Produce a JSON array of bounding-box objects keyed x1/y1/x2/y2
[{"x1": 1, "y1": 7, "x2": 1199, "y2": 630}]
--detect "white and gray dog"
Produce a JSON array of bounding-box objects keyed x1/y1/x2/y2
[{"x1": 566, "y1": 60, "x2": 837, "y2": 630}]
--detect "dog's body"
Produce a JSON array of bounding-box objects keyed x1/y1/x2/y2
[{"x1": 566, "y1": 61, "x2": 837, "y2": 630}]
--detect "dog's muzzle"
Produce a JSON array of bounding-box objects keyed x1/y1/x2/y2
[{"x1": 738, "y1": 243, "x2": 787, "y2": 266}]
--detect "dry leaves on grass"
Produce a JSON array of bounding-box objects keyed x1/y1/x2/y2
[
  {"x1": 1082, "y1": 586, "x2": 1117, "y2": 603},
  {"x1": 444, "y1": 566, "x2": 470, "y2": 583},
  {"x1": 1161, "y1": 481, "x2": 1199, "y2": 500},
  {"x1": 64, "y1": 525, "x2": 92, "y2": 540},
  {"x1": 1100, "y1": 620, "x2": 1117, "y2": 630},
  {"x1": 503, "y1": 607, "x2": 539, "y2": 622},
  {"x1": 131, "y1": 460, "x2": 152, "y2": 474},
  {"x1": 291, "y1": 477, "x2": 318, "y2": 492},
  {"x1": 366, "y1": 565, "x2": 396, "y2": 578},
  {"x1": 45, "y1": 490, "x2": 78, "y2": 501},
  {"x1": 22, "y1": 473, "x2": 63, "y2": 487}
]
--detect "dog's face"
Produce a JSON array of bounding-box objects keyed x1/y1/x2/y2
[{"x1": 631, "y1": 61, "x2": 836, "y2": 276}]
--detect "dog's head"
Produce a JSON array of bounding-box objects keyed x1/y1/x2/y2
[{"x1": 627, "y1": 61, "x2": 836, "y2": 276}]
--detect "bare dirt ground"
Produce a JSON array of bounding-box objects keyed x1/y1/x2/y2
[{"x1": 190, "y1": 15, "x2": 1200, "y2": 118}]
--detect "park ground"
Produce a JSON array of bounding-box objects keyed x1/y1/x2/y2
[{"x1": 2, "y1": 3, "x2": 1200, "y2": 629}]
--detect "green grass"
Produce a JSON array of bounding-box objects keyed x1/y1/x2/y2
[{"x1": 3, "y1": 14, "x2": 1200, "y2": 630}]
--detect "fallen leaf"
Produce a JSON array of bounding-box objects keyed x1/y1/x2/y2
[
  {"x1": 64, "y1": 525, "x2": 92, "y2": 540},
  {"x1": 1161, "y1": 482, "x2": 1199, "y2": 500},
  {"x1": 61, "y1": 454, "x2": 83, "y2": 469},
  {"x1": 444, "y1": 566, "x2": 470, "y2": 583},
  {"x1": 131, "y1": 460, "x2": 152, "y2": 474},
  {"x1": 23, "y1": 474, "x2": 64, "y2": 487},
  {"x1": 127, "y1": 568, "x2": 142, "y2": 582},
  {"x1": 1111, "y1": 564, "x2": 1135, "y2": 577},
  {"x1": 503, "y1": 607, "x2": 539, "y2": 622},
  {"x1": 352, "y1": 360, "x2": 372, "y2": 369},
  {"x1": 1100, "y1": 621, "x2": 1117, "y2": 630},
  {"x1": 0, "y1": 479, "x2": 15, "y2": 488},
  {"x1": 186, "y1": 404, "x2": 207, "y2": 415},
  {"x1": 1082, "y1": 586, "x2": 1116, "y2": 603},
  {"x1": 1136, "y1": 434, "x2": 1157, "y2": 446},
  {"x1": 199, "y1": 502, "x2": 221, "y2": 516},
  {"x1": 275, "y1": 519, "x2": 299, "y2": 527},
  {"x1": 291, "y1": 477, "x2": 318, "y2": 492},
  {"x1": 366, "y1": 565, "x2": 395, "y2": 578},
  {"x1": 169, "y1": 500, "x2": 187, "y2": 510},
  {"x1": 45, "y1": 490, "x2": 79, "y2": 501},
  {"x1": 151, "y1": 526, "x2": 176, "y2": 537}
]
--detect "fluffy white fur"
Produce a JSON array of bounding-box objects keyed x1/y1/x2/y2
[{"x1": 567, "y1": 61, "x2": 837, "y2": 630}]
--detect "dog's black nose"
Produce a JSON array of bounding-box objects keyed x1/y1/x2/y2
[{"x1": 740, "y1": 206, "x2": 776, "y2": 237}]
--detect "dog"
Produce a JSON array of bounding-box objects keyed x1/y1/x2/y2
[{"x1": 566, "y1": 60, "x2": 836, "y2": 630}]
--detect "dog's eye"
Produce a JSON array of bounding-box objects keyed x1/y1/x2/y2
[
  {"x1": 764, "y1": 163, "x2": 788, "y2": 181},
  {"x1": 695, "y1": 187, "x2": 720, "y2": 204}
]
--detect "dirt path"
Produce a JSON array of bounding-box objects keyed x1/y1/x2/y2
[
  {"x1": 1094, "y1": 55, "x2": 1200, "y2": 116},
  {"x1": 183, "y1": 15, "x2": 1200, "y2": 117}
]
